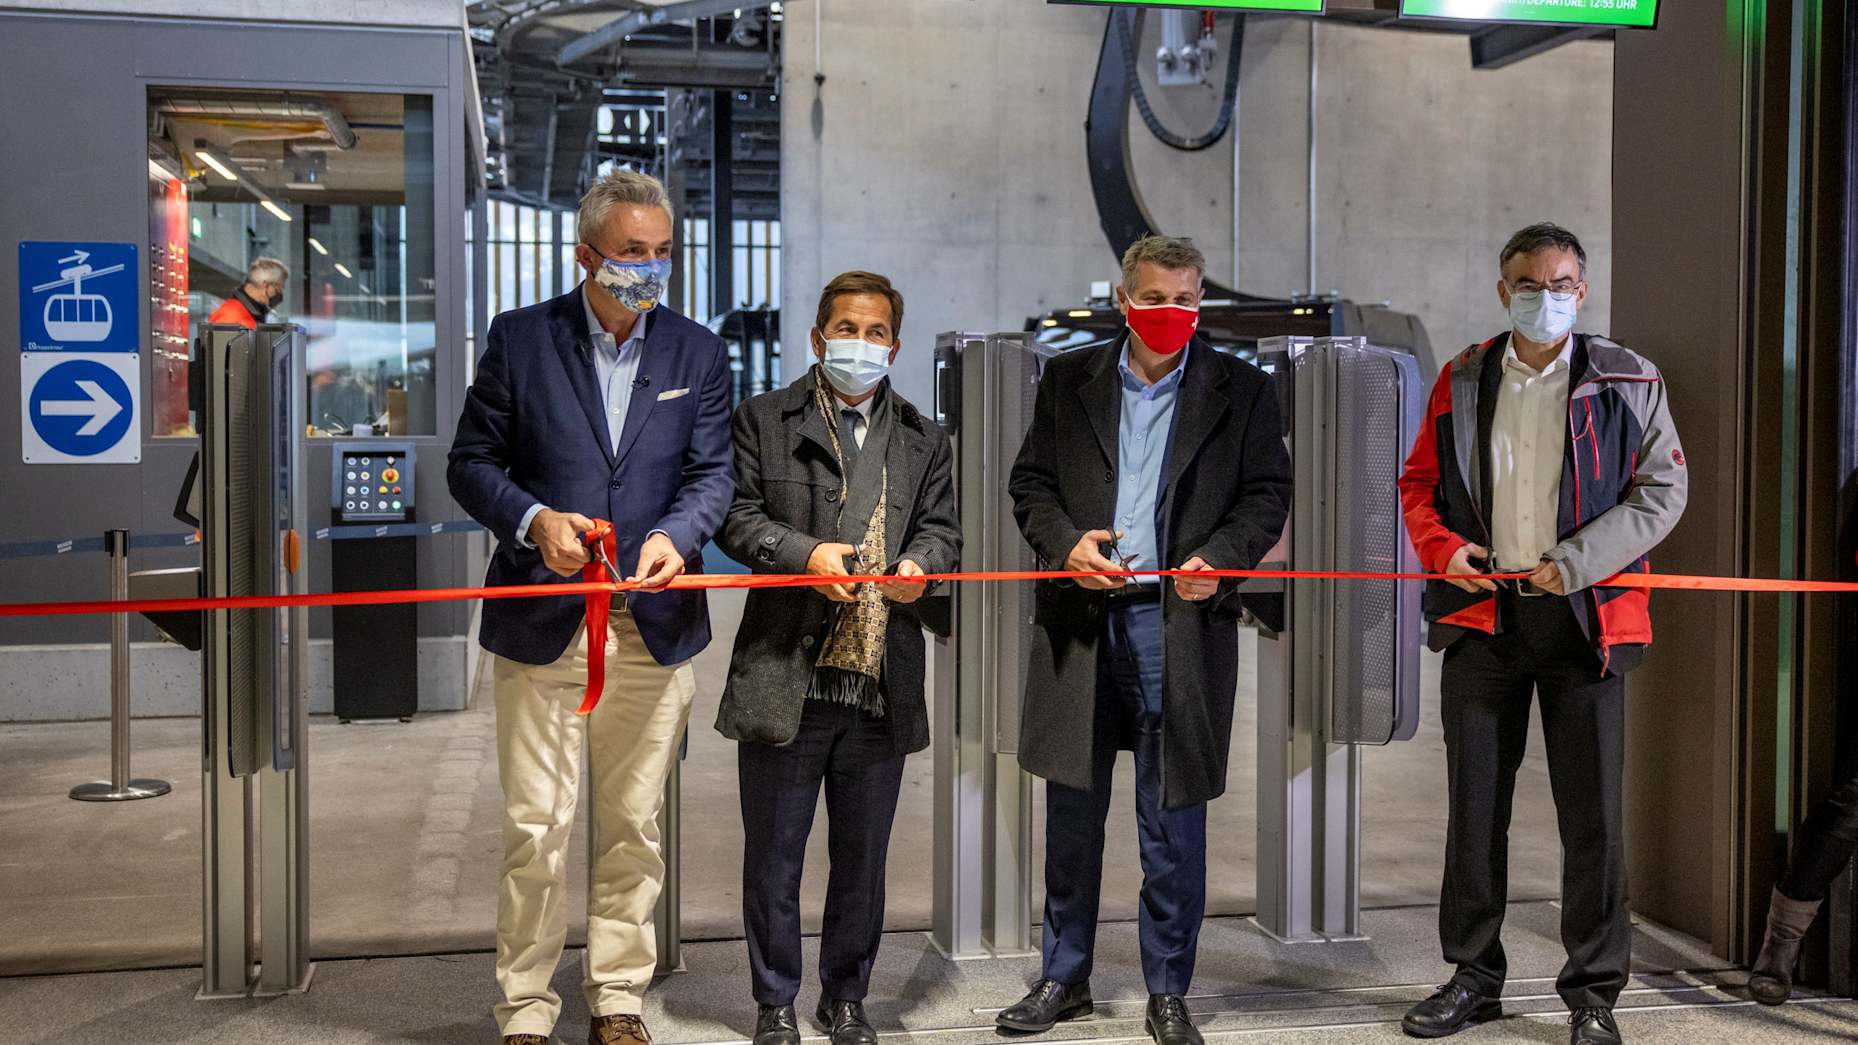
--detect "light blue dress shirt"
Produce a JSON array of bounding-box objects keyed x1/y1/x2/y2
[
  {"x1": 516, "y1": 284, "x2": 649, "y2": 548},
  {"x1": 1112, "y1": 341, "x2": 1188, "y2": 573}
]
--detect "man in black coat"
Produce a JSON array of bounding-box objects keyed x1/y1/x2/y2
[
  {"x1": 997, "y1": 237, "x2": 1291, "y2": 1045},
  {"x1": 716, "y1": 271, "x2": 960, "y2": 1045}
]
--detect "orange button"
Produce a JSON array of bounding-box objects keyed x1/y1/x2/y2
[{"x1": 381, "y1": 467, "x2": 399, "y2": 483}]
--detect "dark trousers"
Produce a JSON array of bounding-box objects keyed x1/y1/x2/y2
[
  {"x1": 1041, "y1": 599, "x2": 1207, "y2": 996},
  {"x1": 738, "y1": 699, "x2": 906, "y2": 1006},
  {"x1": 1782, "y1": 762, "x2": 1858, "y2": 902},
  {"x1": 1439, "y1": 591, "x2": 1630, "y2": 1011}
]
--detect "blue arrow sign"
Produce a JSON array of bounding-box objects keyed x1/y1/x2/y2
[{"x1": 22, "y1": 355, "x2": 138, "y2": 462}]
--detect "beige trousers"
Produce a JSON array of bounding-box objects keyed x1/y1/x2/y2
[{"x1": 492, "y1": 604, "x2": 695, "y2": 1037}]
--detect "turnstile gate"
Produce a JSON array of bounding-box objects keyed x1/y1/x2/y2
[
  {"x1": 929, "y1": 330, "x2": 1423, "y2": 956},
  {"x1": 1254, "y1": 335, "x2": 1423, "y2": 943},
  {"x1": 198, "y1": 323, "x2": 312, "y2": 998}
]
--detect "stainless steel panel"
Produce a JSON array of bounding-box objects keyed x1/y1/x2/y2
[
  {"x1": 930, "y1": 332, "x2": 987, "y2": 959},
  {"x1": 1327, "y1": 341, "x2": 1422, "y2": 746}
]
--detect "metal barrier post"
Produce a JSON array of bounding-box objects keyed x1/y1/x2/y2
[
  {"x1": 655, "y1": 755, "x2": 682, "y2": 973},
  {"x1": 70, "y1": 529, "x2": 171, "y2": 803}
]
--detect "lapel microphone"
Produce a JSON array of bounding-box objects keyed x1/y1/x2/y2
[
  {"x1": 633, "y1": 374, "x2": 651, "y2": 389},
  {"x1": 575, "y1": 341, "x2": 594, "y2": 368}
]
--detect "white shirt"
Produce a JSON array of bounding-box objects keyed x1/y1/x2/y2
[
  {"x1": 833, "y1": 392, "x2": 873, "y2": 450},
  {"x1": 1489, "y1": 337, "x2": 1573, "y2": 571}
]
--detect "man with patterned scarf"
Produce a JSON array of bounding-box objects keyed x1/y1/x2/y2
[{"x1": 716, "y1": 271, "x2": 960, "y2": 1045}]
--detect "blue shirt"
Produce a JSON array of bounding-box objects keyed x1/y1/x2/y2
[
  {"x1": 516, "y1": 283, "x2": 650, "y2": 548},
  {"x1": 1112, "y1": 341, "x2": 1187, "y2": 572}
]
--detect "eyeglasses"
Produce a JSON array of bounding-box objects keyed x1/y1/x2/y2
[{"x1": 1507, "y1": 279, "x2": 1584, "y2": 300}]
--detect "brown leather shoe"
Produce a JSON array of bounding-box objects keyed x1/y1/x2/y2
[
  {"x1": 590, "y1": 1014, "x2": 652, "y2": 1045},
  {"x1": 503, "y1": 1036, "x2": 549, "y2": 1045}
]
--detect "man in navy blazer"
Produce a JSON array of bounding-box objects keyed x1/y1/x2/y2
[{"x1": 448, "y1": 169, "x2": 733, "y2": 1045}]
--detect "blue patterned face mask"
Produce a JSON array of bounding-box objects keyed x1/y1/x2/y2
[{"x1": 592, "y1": 254, "x2": 672, "y2": 312}]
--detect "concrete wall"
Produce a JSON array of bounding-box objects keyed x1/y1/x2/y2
[
  {"x1": 1245, "y1": 19, "x2": 1614, "y2": 355},
  {"x1": 780, "y1": 4, "x2": 1614, "y2": 405}
]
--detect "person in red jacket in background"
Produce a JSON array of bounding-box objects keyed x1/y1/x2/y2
[{"x1": 208, "y1": 257, "x2": 288, "y2": 328}]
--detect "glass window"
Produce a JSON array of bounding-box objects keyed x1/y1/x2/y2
[{"x1": 148, "y1": 88, "x2": 439, "y2": 437}]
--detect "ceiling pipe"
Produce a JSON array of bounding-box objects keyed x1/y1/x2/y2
[{"x1": 156, "y1": 94, "x2": 358, "y2": 150}]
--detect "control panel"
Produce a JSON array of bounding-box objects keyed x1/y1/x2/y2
[{"x1": 331, "y1": 441, "x2": 415, "y2": 523}]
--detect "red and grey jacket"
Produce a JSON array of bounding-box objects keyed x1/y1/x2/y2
[{"x1": 1397, "y1": 332, "x2": 1688, "y2": 674}]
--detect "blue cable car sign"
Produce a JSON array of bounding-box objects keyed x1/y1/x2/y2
[
  {"x1": 18, "y1": 241, "x2": 141, "y2": 464},
  {"x1": 19, "y1": 241, "x2": 138, "y2": 353}
]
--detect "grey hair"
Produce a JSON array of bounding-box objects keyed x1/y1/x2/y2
[
  {"x1": 579, "y1": 168, "x2": 675, "y2": 243},
  {"x1": 1500, "y1": 222, "x2": 1587, "y2": 276},
  {"x1": 1120, "y1": 234, "x2": 1205, "y2": 289},
  {"x1": 247, "y1": 257, "x2": 288, "y2": 287}
]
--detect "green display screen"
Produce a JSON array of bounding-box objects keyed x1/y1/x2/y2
[
  {"x1": 1051, "y1": 0, "x2": 1325, "y2": 12},
  {"x1": 1398, "y1": 0, "x2": 1657, "y2": 28}
]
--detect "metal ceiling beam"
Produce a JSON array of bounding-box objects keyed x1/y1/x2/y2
[
  {"x1": 608, "y1": 45, "x2": 775, "y2": 90},
  {"x1": 558, "y1": 0, "x2": 754, "y2": 67}
]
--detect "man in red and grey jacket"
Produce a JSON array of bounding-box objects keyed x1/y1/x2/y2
[{"x1": 1395, "y1": 223, "x2": 1687, "y2": 1045}]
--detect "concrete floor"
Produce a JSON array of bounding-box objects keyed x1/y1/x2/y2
[
  {"x1": 4, "y1": 907, "x2": 1855, "y2": 1044},
  {"x1": 0, "y1": 590, "x2": 1564, "y2": 977}
]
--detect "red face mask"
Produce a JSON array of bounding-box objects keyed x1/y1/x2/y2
[{"x1": 1124, "y1": 302, "x2": 1199, "y2": 355}]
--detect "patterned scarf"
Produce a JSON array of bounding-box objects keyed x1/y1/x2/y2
[{"x1": 807, "y1": 369, "x2": 890, "y2": 716}]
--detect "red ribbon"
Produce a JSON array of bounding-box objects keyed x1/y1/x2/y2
[
  {"x1": 5, "y1": 517, "x2": 1858, "y2": 714},
  {"x1": 579, "y1": 521, "x2": 619, "y2": 716},
  {"x1": 3, "y1": 568, "x2": 1856, "y2": 621}
]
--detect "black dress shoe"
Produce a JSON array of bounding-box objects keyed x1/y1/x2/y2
[
  {"x1": 1144, "y1": 995, "x2": 1202, "y2": 1045},
  {"x1": 815, "y1": 998, "x2": 877, "y2": 1045},
  {"x1": 995, "y1": 979, "x2": 1094, "y2": 1033},
  {"x1": 753, "y1": 1004, "x2": 800, "y2": 1045},
  {"x1": 1568, "y1": 1007, "x2": 1621, "y2": 1045},
  {"x1": 1401, "y1": 983, "x2": 1502, "y2": 1038}
]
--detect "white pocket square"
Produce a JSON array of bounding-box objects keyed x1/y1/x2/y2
[{"x1": 656, "y1": 387, "x2": 691, "y2": 402}]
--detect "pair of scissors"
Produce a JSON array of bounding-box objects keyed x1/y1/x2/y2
[
  {"x1": 1100, "y1": 531, "x2": 1135, "y2": 574},
  {"x1": 583, "y1": 529, "x2": 626, "y2": 585}
]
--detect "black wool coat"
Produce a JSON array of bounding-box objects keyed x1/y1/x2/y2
[
  {"x1": 1008, "y1": 333, "x2": 1291, "y2": 809},
  {"x1": 715, "y1": 372, "x2": 961, "y2": 756}
]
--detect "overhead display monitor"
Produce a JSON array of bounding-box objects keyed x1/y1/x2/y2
[
  {"x1": 1398, "y1": 0, "x2": 1658, "y2": 28},
  {"x1": 1051, "y1": 0, "x2": 1325, "y2": 12}
]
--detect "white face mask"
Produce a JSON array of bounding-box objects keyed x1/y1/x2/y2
[
  {"x1": 818, "y1": 337, "x2": 893, "y2": 397},
  {"x1": 1508, "y1": 286, "x2": 1579, "y2": 345}
]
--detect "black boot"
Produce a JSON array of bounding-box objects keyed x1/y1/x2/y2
[
  {"x1": 995, "y1": 980, "x2": 1094, "y2": 1033},
  {"x1": 753, "y1": 1004, "x2": 800, "y2": 1045},
  {"x1": 1749, "y1": 886, "x2": 1823, "y2": 1005},
  {"x1": 1401, "y1": 982, "x2": 1502, "y2": 1038}
]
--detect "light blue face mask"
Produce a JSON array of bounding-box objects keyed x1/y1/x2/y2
[
  {"x1": 819, "y1": 337, "x2": 893, "y2": 397},
  {"x1": 593, "y1": 255, "x2": 672, "y2": 312},
  {"x1": 1508, "y1": 285, "x2": 1580, "y2": 344}
]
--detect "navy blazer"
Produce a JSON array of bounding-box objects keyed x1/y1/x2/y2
[{"x1": 448, "y1": 287, "x2": 735, "y2": 667}]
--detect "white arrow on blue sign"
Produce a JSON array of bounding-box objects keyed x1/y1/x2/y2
[{"x1": 21, "y1": 352, "x2": 140, "y2": 464}]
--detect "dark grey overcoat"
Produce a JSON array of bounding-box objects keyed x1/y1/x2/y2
[
  {"x1": 1008, "y1": 333, "x2": 1292, "y2": 809},
  {"x1": 714, "y1": 371, "x2": 960, "y2": 756}
]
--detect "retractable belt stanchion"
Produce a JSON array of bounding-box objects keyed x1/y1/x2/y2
[{"x1": 68, "y1": 528, "x2": 171, "y2": 803}]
